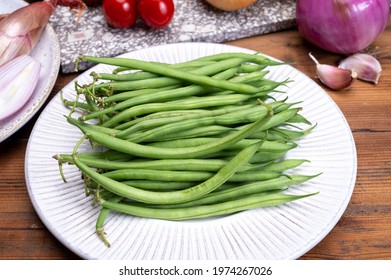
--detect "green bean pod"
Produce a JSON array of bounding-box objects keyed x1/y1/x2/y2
[
  {"x1": 72, "y1": 141, "x2": 263, "y2": 204},
  {"x1": 102, "y1": 169, "x2": 281, "y2": 182},
  {"x1": 97, "y1": 192, "x2": 317, "y2": 221},
  {"x1": 137, "y1": 174, "x2": 319, "y2": 208},
  {"x1": 77, "y1": 55, "x2": 277, "y2": 94},
  {"x1": 67, "y1": 104, "x2": 273, "y2": 159}
]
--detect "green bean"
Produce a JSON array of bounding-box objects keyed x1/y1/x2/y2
[
  {"x1": 139, "y1": 174, "x2": 318, "y2": 208},
  {"x1": 246, "y1": 151, "x2": 288, "y2": 163},
  {"x1": 96, "y1": 195, "x2": 123, "y2": 247},
  {"x1": 92, "y1": 70, "x2": 160, "y2": 82},
  {"x1": 253, "y1": 108, "x2": 301, "y2": 131},
  {"x1": 190, "y1": 52, "x2": 283, "y2": 65},
  {"x1": 208, "y1": 148, "x2": 292, "y2": 161},
  {"x1": 97, "y1": 192, "x2": 316, "y2": 221},
  {"x1": 102, "y1": 168, "x2": 281, "y2": 182},
  {"x1": 238, "y1": 64, "x2": 268, "y2": 73},
  {"x1": 57, "y1": 155, "x2": 265, "y2": 172},
  {"x1": 111, "y1": 60, "x2": 216, "y2": 75},
  {"x1": 103, "y1": 85, "x2": 180, "y2": 103},
  {"x1": 140, "y1": 125, "x2": 232, "y2": 142},
  {"x1": 114, "y1": 109, "x2": 210, "y2": 130},
  {"x1": 62, "y1": 100, "x2": 90, "y2": 110},
  {"x1": 286, "y1": 113, "x2": 312, "y2": 125},
  {"x1": 85, "y1": 57, "x2": 251, "y2": 93},
  {"x1": 258, "y1": 159, "x2": 310, "y2": 172},
  {"x1": 99, "y1": 93, "x2": 264, "y2": 128},
  {"x1": 249, "y1": 127, "x2": 311, "y2": 141},
  {"x1": 72, "y1": 141, "x2": 263, "y2": 204},
  {"x1": 121, "y1": 180, "x2": 198, "y2": 191},
  {"x1": 124, "y1": 106, "x2": 269, "y2": 143},
  {"x1": 68, "y1": 104, "x2": 273, "y2": 159},
  {"x1": 115, "y1": 104, "x2": 256, "y2": 137},
  {"x1": 82, "y1": 67, "x2": 240, "y2": 121},
  {"x1": 84, "y1": 90, "x2": 113, "y2": 123},
  {"x1": 114, "y1": 96, "x2": 289, "y2": 133},
  {"x1": 77, "y1": 55, "x2": 276, "y2": 94},
  {"x1": 54, "y1": 149, "x2": 133, "y2": 162},
  {"x1": 190, "y1": 107, "x2": 301, "y2": 141},
  {"x1": 149, "y1": 138, "x2": 295, "y2": 154}
]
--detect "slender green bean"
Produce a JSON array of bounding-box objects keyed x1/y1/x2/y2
[
  {"x1": 138, "y1": 174, "x2": 318, "y2": 208},
  {"x1": 122, "y1": 180, "x2": 199, "y2": 191},
  {"x1": 190, "y1": 52, "x2": 283, "y2": 65},
  {"x1": 257, "y1": 159, "x2": 310, "y2": 172},
  {"x1": 245, "y1": 150, "x2": 291, "y2": 163},
  {"x1": 102, "y1": 168, "x2": 281, "y2": 182},
  {"x1": 68, "y1": 104, "x2": 273, "y2": 159},
  {"x1": 72, "y1": 141, "x2": 263, "y2": 204},
  {"x1": 103, "y1": 85, "x2": 180, "y2": 103},
  {"x1": 96, "y1": 195, "x2": 123, "y2": 247},
  {"x1": 57, "y1": 155, "x2": 266, "y2": 172},
  {"x1": 114, "y1": 96, "x2": 290, "y2": 133},
  {"x1": 82, "y1": 67, "x2": 240, "y2": 121},
  {"x1": 140, "y1": 125, "x2": 232, "y2": 142},
  {"x1": 92, "y1": 70, "x2": 160, "y2": 82},
  {"x1": 124, "y1": 106, "x2": 269, "y2": 143},
  {"x1": 115, "y1": 104, "x2": 256, "y2": 137},
  {"x1": 114, "y1": 109, "x2": 210, "y2": 131},
  {"x1": 98, "y1": 93, "x2": 264, "y2": 128},
  {"x1": 148, "y1": 138, "x2": 296, "y2": 154},
  {"x1": 97, "y1": 192, "x2": 316, "y2": 220},
  {"x1": 286, "y1": 113, "x2": 312, "y2": 125},
  {"x1": 111, "y1": 60, "x2": 216, "y2": 74},
  {"x1": 77, "y1": 55, "x2": 277, "y2": 94},
  {"x1": 62, "y1": 100, "x2": 90, "y2": 110},
  {"x1": 85, "y1": 57, "x2": 250, "y2": 93}
]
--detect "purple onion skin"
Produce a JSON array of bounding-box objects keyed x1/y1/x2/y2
[{"x1": 296, "y1": 0, "x2": 390, "y2": 54}]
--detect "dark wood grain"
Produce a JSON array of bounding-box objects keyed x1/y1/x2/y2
[{"x1": 1, "y1": 18, "x2": 390, "y2": 260}]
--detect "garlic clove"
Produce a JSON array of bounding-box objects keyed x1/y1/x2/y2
[
  {"x1": 338, "y1": 53, "x2": 382, "y2": 84},
  {"x1": 309, "y1": 53, "x2": 357, "y2": 91}
]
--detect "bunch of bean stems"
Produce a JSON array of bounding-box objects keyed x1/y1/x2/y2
[{"x1": 55, "y1": 52, "x2": 319, "y2": 247}]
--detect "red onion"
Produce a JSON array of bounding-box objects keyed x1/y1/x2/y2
[
  {"x1": 0, "y1": 55, "x2": 41, "y2": 120},
  {"x1": 296, "y1": 0, "x2": 390, "y2": 54},
  {"x1": 0, "y1": 0, "x2": 87, "y2": 67}
]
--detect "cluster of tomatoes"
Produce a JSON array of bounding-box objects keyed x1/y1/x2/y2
[{"x1": 84, "y1": 0, "x2": 175, "y2": 29}]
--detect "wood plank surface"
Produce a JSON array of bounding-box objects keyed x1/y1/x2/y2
[{"x1": 1, "y1": 17, "x2": 390, "y2": 260}]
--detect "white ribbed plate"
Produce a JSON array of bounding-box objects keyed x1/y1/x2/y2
[
  {"x1": 25, "y1": 42, "x2": 357, "y2": 260},
  {"x1": 0, "y1": 0, "x2": 60, "y2": 142}
]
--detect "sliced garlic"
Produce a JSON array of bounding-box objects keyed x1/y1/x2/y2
[
  {"x1": 338, "y1": 53, "x2": 382, "y2": 84},
  {"x1": 309, "y1": 53, "x2": 357, "y2": 91}
]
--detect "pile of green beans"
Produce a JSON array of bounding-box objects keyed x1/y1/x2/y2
[{"x1": 55, "y1": 52, "x2": 319, "y2": 247}]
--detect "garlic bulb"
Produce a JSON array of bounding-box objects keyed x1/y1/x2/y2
[
  {"x1": 338, "y1": 53, "x2": 382, "y2": 84},
  {"x1": 205, "y1": 0, "x2": 257, "y2": 11},
  {"x1": 309, "y1": 53, "x2": 357, "y2": 91}
]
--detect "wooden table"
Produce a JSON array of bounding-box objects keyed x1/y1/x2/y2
[{"x1": 1, "y1": 19, "x2": 391, "y2": 260}]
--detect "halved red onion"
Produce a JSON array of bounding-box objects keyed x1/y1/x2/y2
[{"x1": 0, "y1": 55, "x2": 41, "y2": 120}]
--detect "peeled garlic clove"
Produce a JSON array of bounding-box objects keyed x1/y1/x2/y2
[
  {"x1": 338, "y1": 53, "x2": 382, "y2": 84},
  {"x1": 309, "y1": 53, "x2": 357, "y2": 91}
]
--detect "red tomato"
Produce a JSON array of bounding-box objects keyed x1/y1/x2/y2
[
  {"x1": 102, "y1": 0, "x2": 137, "y2": 29},
  {"x1": 137, "y1": 0, "x2": 175, "y2": 29}
]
